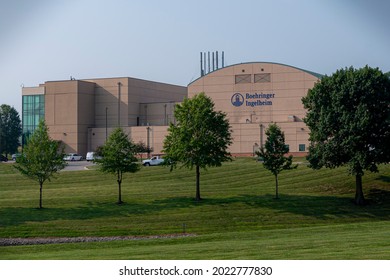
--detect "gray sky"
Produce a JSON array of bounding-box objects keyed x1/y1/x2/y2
[{"x1": 1, "y1": 0, "x2": 389, "y2": 114}]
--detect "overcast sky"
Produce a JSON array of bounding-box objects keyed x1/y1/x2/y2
[{"x1": 1, "y1": 0, "x2": 389, "y2": 114}]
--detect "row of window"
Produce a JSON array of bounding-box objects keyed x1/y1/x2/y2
[
  {"x1": 235, "y1": 73, "x2": 271, "y2": 84},
  {"x1": 22, "y1": 95, "x2": 45, "y2": 144},
  {"x1": 285, "y1": 144, "x2": 306, "y2": 152}
]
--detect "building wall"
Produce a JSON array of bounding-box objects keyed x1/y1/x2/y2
[
  {"x1": 22, "y1": 86, "x2": 45, "y2": 96},
  {"x1": 188, "y1": 62, "x2": 320, "y2": 154},
  {"x1": 138, "y1": 102, "x2": 178, "y2": 126},
  {"x1": 85, "y1": 77, "x2": 187, "y2": 128},
  {"x1": 44, "y1": 80, "x2": 96, "y2": 156},
  {"x1": 85, "y1": 78, "x2": 129, "y2": 129},
  {"x1": 76, "y1": 81, "x2": 96, "y2": 155},
  {"x1": 23, "y1": 63, "x2": 317, "y2": 157},
  {"x1": 85, "y1": 77, "x2": 186, "y2": 154},
  {"x1": 89, "y1": 125, "x2": 169, "y2": 156}
]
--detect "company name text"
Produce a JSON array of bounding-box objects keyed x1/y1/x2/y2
[{"x1": 245, "y1": 92, "x2": 275, "y2": 107}]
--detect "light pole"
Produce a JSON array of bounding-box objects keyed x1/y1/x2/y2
[
  {"x1": 117, "y1": 82, "x2": 122, "y2": 127},
  {"x1": 164, "y1": 104, "x2": 167, "y2": 125},
  {"x1": 146, "y1": 126, "x2": 151, "y2": 158},
  {"x1": 105, "y1": 107, "x2": 108, "y2": 141},
  {"x1": 260, "y1": 124, "x2": 264, "y2": 149}
]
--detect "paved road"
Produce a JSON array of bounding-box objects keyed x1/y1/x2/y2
[
  {"x1": 2, "y1": 160, "x2": 95, "y2": 171},
  {"x1": 63, "y1": 160, "x2": 95, "y2": 171}
]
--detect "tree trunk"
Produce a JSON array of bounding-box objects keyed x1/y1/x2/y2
[
  {"x1": 275, "y1": 174, "x2": 279, "y2": 199},
  {"x1": 117, "y1": 170, "x2": 123, "y2": 204},
  {"x1": 39, "y1": 181, "x2": 43, "y2": 209},
  {"x1": 195, "y1": 165, "x2": 201, "y2": 201},
  {"x1": 355, "y1": 174, "x2": 366, "y2": 205}
]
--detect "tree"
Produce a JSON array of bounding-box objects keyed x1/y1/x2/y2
[
  {"x1": 302, "y1": 66, "x2": 390, "y2": 205},
  {"x1": 163, "y1": 93, "x2": 232, "y2": 201},
  {"x1": 94, "y1": 127, "x2": 140, "y2": 204},
  {"x1": 0, "y1": 104, "x2": 22, "y2": 157},
  {"x1": 256, "y1": 123, "x2": 296, "y2": 199},
  {"x1": 14, "y1": 120, "x2": 66, "y2": 209},
  {"x1": 134, "y1": 141, "x2": 152, "y2": 160}
]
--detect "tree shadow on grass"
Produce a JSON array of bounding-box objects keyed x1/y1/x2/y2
[
  {"x1": 244, "y1": 192, "x2": 390, "y2": 220},
  {"x1": 376, "y1": 175, "x2": 390, "y2": 183},
  {"x1": 0, "y1": 201, "x2": 165, "y2": 227},
  {"x1": 1, "y1": 190, "x2": 389, "y2": 228},
  {"x1": 151, "y1": 190, "x2": 390, "y2": 221}
]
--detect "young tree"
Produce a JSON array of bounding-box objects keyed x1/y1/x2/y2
[
  {"x1": 14, "y1": 120, "x2": 66, "y2": 209},
  {"x1": 302, "y1": 66, "x2": 390, "y2": 205},
  {"x1": 256, "y1": 123, "x2": 296, "y2": 199},
  {"x1": 94, "y1": 128, "x2": 140, "y2": 204},
  {"x1": 0, "y1": 116, "x2": 2, "y2": 155},
  {"x1": 0, "y1": 104, "x2": 22, "y2": 157},
  {"x1": 134, "y1": 141, "x2": 152, "y2": 160},
  {"x1": 163, "y1": 93, "x2": 232, "y2": 201}
]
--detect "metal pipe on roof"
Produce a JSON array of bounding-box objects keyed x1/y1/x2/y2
[
  {"x1": 203, "y1": 52, "x2": 206, "y2": 75},
  {"x1": 200, "y1": 52, "x2": 203, "y2": 76},
  {"x1": 208, "y1": 51, "x2": 210, "y2": 74},
  {"x1": 212, "y1": 52, "x2": 215, "y2": 71},
  {"x1": 216, "y1": 51, "x2": 219, "y2": 69}
]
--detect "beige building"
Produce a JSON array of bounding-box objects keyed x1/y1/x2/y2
[
  {"x1": 22, "y1": 62, "x2": 321, "y2": 157},
  {"x1": 188, "y1": 62, "x2": 321, "y2": 155},
  {"x1": 22, "y1": 77, "x2": 187, "y2": 156}
]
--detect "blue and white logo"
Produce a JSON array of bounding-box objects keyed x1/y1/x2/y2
[{"x1": 231, "y1": 93, "x2": 244, "y2": 107}]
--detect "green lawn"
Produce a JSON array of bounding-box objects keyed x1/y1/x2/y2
[{"x1": 0, "y1": 158, "x2": 389, "y2": 259}]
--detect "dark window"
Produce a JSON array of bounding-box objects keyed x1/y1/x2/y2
[
  {"x1": 254, "y1": 73, "x2": 271, "y2": 83},
  {"x1": 235, "y1": 74, "x2": 251, "y2": 84},
  {"x1": 299, "y1": 144, "x2": 306, "y2": 152}
]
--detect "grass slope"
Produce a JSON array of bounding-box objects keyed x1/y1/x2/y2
[
  {"x1": 2, "y1": 222, "x2": 390, "y2": 260},
  {"x1": 0, "y1": 158, "x2": 389, "y2": 259}
]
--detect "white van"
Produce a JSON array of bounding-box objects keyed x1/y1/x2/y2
[{"x1": 86, "y1": 152, "x2": 96, "y2": 161}]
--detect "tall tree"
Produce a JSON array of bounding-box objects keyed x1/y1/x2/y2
[
  {"x1": 256, "y1": 123, "x2": 296, "y2": 199},
  {"x1": 163, "y1": 93, "x2": 232, "y2": 201},
  {"x1": 0, "y1": 104, "x2": 22, "y2": 157},
  {"x1": 302, "y1": 66, "x2": 390, "y2": 205},
  {"x1": 14, "y1": 120, "x2": 66, "y2": 209},
  {"x1": 94, "y1": 128, "x2": 140, "y2": 204}
]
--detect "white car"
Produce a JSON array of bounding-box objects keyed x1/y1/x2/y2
[
  {"x1": 142, "y1": 156, "x2": 164, "y2": 166},
  {"x1": 64, "y1": 153, "x2": 83, "y2": 161}
]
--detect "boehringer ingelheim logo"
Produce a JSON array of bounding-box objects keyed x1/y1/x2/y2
[{"x1": 231, "y1": 93, "x2": 244, "y2": 107}]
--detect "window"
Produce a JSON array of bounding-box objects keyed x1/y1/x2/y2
[
  {"x1": 254, "y1": 73, "x2": 271, "y2": 83},
  {"x1": 299, "y1": 144, "x2": 306, "y2": 152},
  {"x1": 235, "y1": 74, "x2": 251, "y2": 84},
  {"x1": 22, "y1": 95, "x2": 45, "y2": 145}
]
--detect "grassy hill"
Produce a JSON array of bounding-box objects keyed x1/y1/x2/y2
[{"x1": 0, "y1": 158, "x2": 389, "y2": 259}]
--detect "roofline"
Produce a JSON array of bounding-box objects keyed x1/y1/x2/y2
[
  {"x1": 188, "y1": 61, "x2": 323, "y2": 86},
  {"x1": 44, "y1": 76, "x2": 186, "y2": 88}
]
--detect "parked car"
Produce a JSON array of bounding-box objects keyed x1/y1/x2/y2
[
  {"x1": 142, "y1": 156, "x2": 164, "y2": 166},
  {"x1": 12, "y1": 153, "x2": 21, "y2": 161},
  {"x1": 0, "y1": 155, "x2": 8, "y2": 162},
  {"x1": 63, "y1": 153, "x2": 83, "y2": 161},
  {"x1": 86, "y1": 152, "x2": 101, "y2": 161}
]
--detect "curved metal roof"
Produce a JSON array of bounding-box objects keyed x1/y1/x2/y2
[{"x1": 188, "y1": 61, "x2": 323, "y2": 86}]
